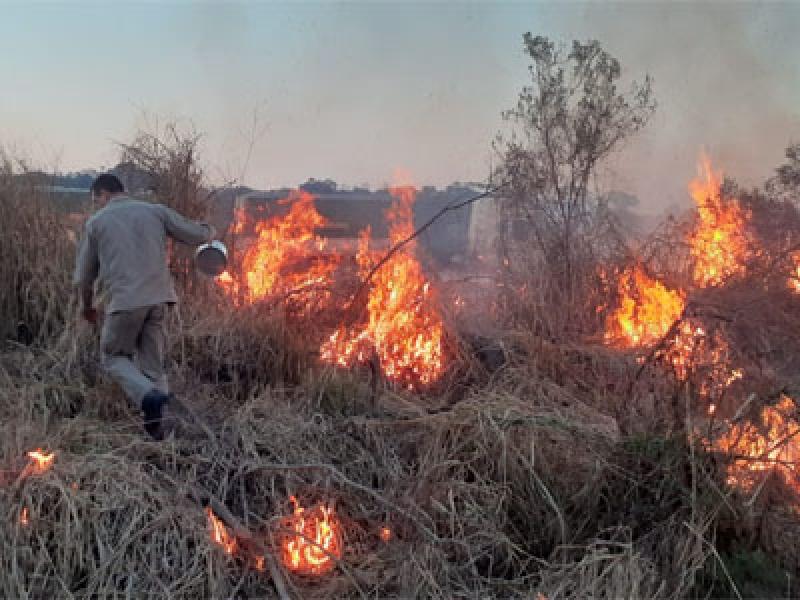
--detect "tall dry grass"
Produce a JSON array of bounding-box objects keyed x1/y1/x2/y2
[
  {"x1": 0, "y1": 156, "x2": 76, "y2": 345},
  {"x1": 1, "y1": 161, "x2": 798, "y2": 599}
]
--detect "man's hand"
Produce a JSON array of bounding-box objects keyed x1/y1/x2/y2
[{"x1": 82, "y1": 306, "x2": 98, "y2": 325}]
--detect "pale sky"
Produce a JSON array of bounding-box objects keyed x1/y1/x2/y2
[{"x1": 0, "y1": 1, "x2": 798, "y2": 211}]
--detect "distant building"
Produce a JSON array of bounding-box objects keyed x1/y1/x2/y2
[
  {"x1": 234, "y1": 186, "x2": 480, "y2": 266},
  {"x1": 467, "y1": 192, "x2": 500, "y2": 264}
]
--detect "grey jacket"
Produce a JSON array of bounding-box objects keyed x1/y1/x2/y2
[{"x1": 73, "y1": 196, "x2": 215, "y2": 313}]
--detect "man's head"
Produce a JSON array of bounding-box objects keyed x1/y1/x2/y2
[{"x1": 90, "y1": 173, "x2": 125, "y2": 206}]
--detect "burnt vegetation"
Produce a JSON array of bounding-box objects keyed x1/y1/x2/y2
[{"x1": 2, "y1": 35, "x2": 800, "y2": 599}]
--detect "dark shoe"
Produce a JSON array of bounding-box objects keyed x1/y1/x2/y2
[
  {"x1": 141, "y1": 391, "x2": 170, "y2": 440},
  {"x1": 160, "y1": 393, "x2": 180, "y2": 438}
]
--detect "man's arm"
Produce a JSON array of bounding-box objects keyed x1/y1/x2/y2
[
  {"x1": 158, "y1": 205, "x2": 216, "y2": 246},
  {"x1": 73, "y1": 224, "x2": 99, "y2": 323}
]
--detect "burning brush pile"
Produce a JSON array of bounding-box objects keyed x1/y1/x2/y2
[
  {"x1": 215, "y1": 182, "x2": 449, "y2": 391},
  {"x1": 603, "y1": 154, "x2": 800, "y2": 523}
]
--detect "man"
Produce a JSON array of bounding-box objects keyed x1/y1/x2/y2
[{"x1": 74, "y1": 173, "x2": 215, "y2": 439}]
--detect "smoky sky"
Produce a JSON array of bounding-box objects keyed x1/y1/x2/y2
[
  {"x1": 586, "y1": 2, "x2": 800, "y2": 213},
  {"x1": 0, "y1": 2, "x2": 797, "y2": 213}
]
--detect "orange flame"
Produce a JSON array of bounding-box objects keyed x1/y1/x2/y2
[
  {"x1": 604, "y1": 267, "x2": 743, "y2": 399},
  {"x1": 321, "y1": 185, "x2": 445, "y2": 389},
  {"x1": 710, "y1": 395, "x2": 800, "y2": 494},
  {"x1": 19, "y1": 507, "x2": 29, "y2": 526},
  {"x1": 254, "y1": 555, "x2": 266, "y2": 572},
  {"x1": 604, "y1": 156, "x2": 750, "y2": 398},
  {"x1": 379, "y1": 526, "x2": 392, "y2": 543},
  {"x1": 216, "y1": 269, "x2": 235, "y2": 285},
  {"x1": 604, "y1": 265, "x2": 685, "y2": 348},
  {"x1": 789, "y1": 251, "x2": 800, "y2": 293},
  {"x1": 219, "y1": 190, "x2": 339, "y2": 312},
  {"x1": 26, "y1": 449, "x2": 55, "y2": 475},
  {"x1": 205, "y1": 507, "x2": 237, "y2": 555},
  {"x1": 688, "y1": 154, "x2": 751, "y2": 287},
  {"x1": 281, "y1": 495, "x2": 342, "y2": 576}
]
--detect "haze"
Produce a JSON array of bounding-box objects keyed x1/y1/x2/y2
[{"x1": 0, "y1": 1, "x2": 798, "y2": 211}]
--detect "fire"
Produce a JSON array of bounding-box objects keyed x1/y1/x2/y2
[
  {"x1": 688, "y1": 154, "x2": 751, "y2": 287},
  {"x1": 379, "y1": 526, "x2": 392, "y2": 543},
  {"x1": 219, "y1": 190, "x2": 339, "y2": 312},
  {"x1": 662, "y1": 320, "x2": 704, "y2": 381},
  {"x1": 281, "y1": 496, "x2": 342, "y2": 576},
  {"x1": 604, "y1": 268, "x2": 743, "y2": 399},
  {"x1": 19, "y1": 507, "x2": 29, "y2": 526},
  {"x1": 710, "y1": 395, "x2": 800, "y2": 494},
  {"x1": 603, "y1": 155, "x2": 750, "y2": 398},
  {"x1": 26, "y1": 449, "x2": 55, "y2": 475},
  {"x1": 789, "y1": 251, "x2": 800, "y2": 293},
  {"x1": 205, "y1": 507, "x2": 237, "y2": 555},
  {"x1": 216, "y1": 269, "x2": 235, "y2": 286},
  {"x1": 321, "y1": 185, "x2": 445, "y2": 389},
  {"x1": 657, "y1": 320, "x2": 743, "y2": 398},
  {"x1": 254, "y1": 555, "x2": 266, "y2": 572},
  {"x1": 604, "y1": 264, "x2": 685, "y2": 348}
]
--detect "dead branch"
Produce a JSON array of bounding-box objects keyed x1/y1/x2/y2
[
  {"x1": 188, "y1": 486, "x2": 292, "y2": 600},
  {"x1": 340, "y1": 184, "x2": 504, "y2": 324}
]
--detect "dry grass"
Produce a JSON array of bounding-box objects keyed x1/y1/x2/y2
[
  {"x1": 2, "y1": 169, "x2": 799, "y2": 599},
  {"x1": 0, "y1": 346, "x2": 714, "y2": 599},
  {"x1": 0, "y1": 159, "x2": 76, "y2": 344}
]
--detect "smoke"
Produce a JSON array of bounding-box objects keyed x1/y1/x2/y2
[
  {"x1": 577, "y1": 2, "x2": 800, "y2": 213},
  {"x1": 179, "y1": 2, "x2": 796, "y2": 205}
]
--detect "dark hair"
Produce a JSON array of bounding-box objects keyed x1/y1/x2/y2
[{"x1": 90, "y1": 173, "x2": 125, "y2": 195}]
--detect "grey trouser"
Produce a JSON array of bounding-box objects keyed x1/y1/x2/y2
[{"x1": 99, "y1": 304, "x2": 168, "y2": 409}]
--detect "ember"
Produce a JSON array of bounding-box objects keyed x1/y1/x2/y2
[
  {"x1": 688, "y1": 154, "x2": 751, "y2": 288},
  {"x1": 254, "y1": 555, "x2": 266, "y2": 572},
  {"x1": 661, "y1": 319, "x2": 744, "y2": 400},
  {"x1": 205, "y1": 507, "x2": 237, "y2": 555},
  {"x1": 790, "y1": 251, "x2": 800, "y2": 293},
  {"x1": 321, "y1": 185, "x2": 445, "y2": 389},
  {"x1": 281, "y1": 495, "x2": 342, "y2": 576},
  {"x1": 26, "y1": 449, "x2": 55, "y2": 475},
  {"x1": 379, "y1": 526, "x2": 392, "y2": 543}
]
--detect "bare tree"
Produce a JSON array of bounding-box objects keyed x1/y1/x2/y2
[
  {"x1": 494, "y1": 35, "x2": 655, "y2": 332},
  {"x1": 771, "y1": 142, "x2": 800, "y2": 198},
  {"x1": 117, "y1": 120, "x2": 207, "y2": 290}
]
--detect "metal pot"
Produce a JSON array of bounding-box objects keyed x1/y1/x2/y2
[{"x1": 195, "y1": 240, "x2": 228, "y2": 276}]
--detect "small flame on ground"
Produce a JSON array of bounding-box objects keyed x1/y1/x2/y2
[
  {"x1": 19, "y1": 507, "x2": 29, "y2": 526},
  {"x1": 380, "y1": 526, "x2": 392, "y2": 543},
  {"x1": 26, "y1": 449, "x2": 55, "y2": 475},
  {"x1": 281, "y1": 495, "x2": 342, "y2": 576},
  {"x1": 205, "y1": 507, "x2": 237, "y2": 555},
  {"x1": 217, "y1": 270, "x2": 234, "y2": 285},
  {"x1": 790, "y1": 251, "x2": 800, "y2": 293},
  {"x1": 254, "y1": 555, "x2": 266, "y2": 572}
]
